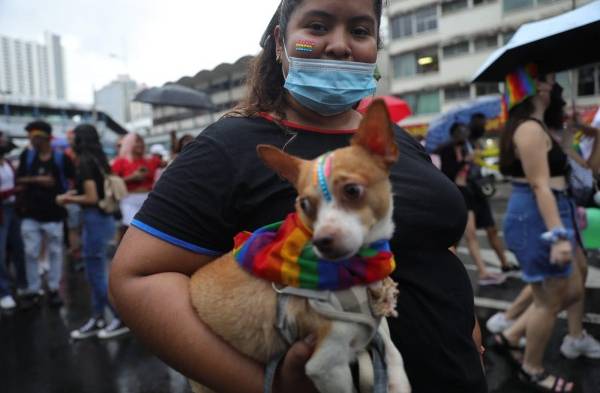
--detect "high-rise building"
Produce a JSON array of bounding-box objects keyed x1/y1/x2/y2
[
  {"x1": 94, "y1": 74, "x2": 151, "y2": 127},
  {"x1": 385, "y1": 0, "x2": 598, "y2": 130},
  {"x1": 0, "y1": 31, "x2": 67, "y2": 104}
]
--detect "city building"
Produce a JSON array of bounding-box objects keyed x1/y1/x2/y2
[
  {"x1": 144, "y1": 55, "x2": 253, "y2": 146},
  {"x1": 385, "y1": 0, "x2": 599, "y2": 134},
  {"x1": 94, "y1": 74, "x2": 152, "y2": 134},
  {"x1": 0, "y1": 31, "x2": 67, "y2": 104}
]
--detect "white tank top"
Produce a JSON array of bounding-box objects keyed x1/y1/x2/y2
[{"x1": 0, "y1": 161, "x2": 15, "y2": 203}]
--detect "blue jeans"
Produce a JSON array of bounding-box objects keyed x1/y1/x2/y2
[
  {"x1": 82, "y1": 208, "x2": 117, "y2": 316},
  {"x1": 22, "y1": 219, "x2": 64, "y2": 293},
  {"x1": 503, "y1": 183, "x2": 576, "y2": 283},
  {"x1": 0, "y1": 204, "x2": 26, "y2": 297}
]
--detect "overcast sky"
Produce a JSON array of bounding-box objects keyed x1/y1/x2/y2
[{"x1": 0, "y1": 0, "x2": 281, "y2": 104}]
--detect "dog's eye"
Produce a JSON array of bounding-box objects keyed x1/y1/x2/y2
[
  {"x1": 299, "y1": 197, "x2": 312, "y2": 214},
  {"x1": 343, "y1": 184, "x2": 364, "y2": 201}
]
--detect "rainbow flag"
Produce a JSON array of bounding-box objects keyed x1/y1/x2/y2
[
  {"x1": 295, "y1": 40, "x2": 316, "y2": 53},
  {"x1": 504, "y1": 63, "x2": 538, "y2": 111},
  {"x1": 234, "y1": 213, "x2": 395, "y2": 290}
]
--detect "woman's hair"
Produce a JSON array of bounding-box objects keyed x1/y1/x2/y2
[
  {"x1": 73, "y1": 124, "x2": 111, "y2": 173},
  {"x1": 230, "y1": 0, "x2": 386, "y2": 119},
  {"x1": 499, "y1": 96, "x2": 536, "y2": 174},
  {"x1": 119, "y1": 132, "x2": 143, "y2": 160}
]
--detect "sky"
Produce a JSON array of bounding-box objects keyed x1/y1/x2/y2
[{"x1": 0, "y1": 0, "x2": 281, "y2": 104}]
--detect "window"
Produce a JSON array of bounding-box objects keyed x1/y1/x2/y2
[
  {"x1": 474, "y1": 35, "x2": 498, "y2": 51},
  {"x1": 475, "y1": 83, "x2": 500, "y2": 96},
  {"x1": 392, "y1": 47, "x2": 439, "y2": 79},
  {"x1": 390, "y1": 14, "x2": 413, "y2": 39},
  {"x1": 502, "y1": 30, "x2": 515, "y2": 44},
  {"x1": 443, "y1": 41, "x2": 469, "y2": 58},
  {"x1": 401, "y1": 91, "x2": 441, "y2": 115},
  {"x1": 474, "y1": 0, "x2": 496, "y2": 5},
  {"x1": 444, "y1": 85, "x2": 471, "y2": 101},
  {"x1": 441, "y1": 0, "x2": 468, "y2": 15},
  {"x1": 578, "y1": 65, "x2": 598, "y2": 97},
  {"x1": 503, "y1": 0, "x2": 534, "y2": 12},
  {"x1": 390, "y1": 5, "x2": 438, "y2": 39},
  {"x1": 415, "y1": 6, "x2": 438, "y2": 33}
]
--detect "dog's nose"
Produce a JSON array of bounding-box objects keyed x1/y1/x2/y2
[{"x1": 313, "y1": 236, "x2": 334, "y2": 254}]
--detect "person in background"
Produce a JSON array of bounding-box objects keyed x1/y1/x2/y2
[
  {"x1": 109, "y1": 1, "x2": 488, "y2": 392},
  {"x1": 497, "y1": 65, "x2": 580, "y2": 392},
  {"x1": 488, "y1": 82, "x2": 600, "y2": 362},
  {"x1": 56, "y1": 124, "x2": 130, "y2": 339},
  {"x1": 63, "y1": 129, "x2": 82, "y2": 268},
  {"x1": 0, "y1": 132, "x2": 26, "y2": 310},
  {"x1": 436, "y1": 122, "x2": 506, "y2": 286},
  {"x1": 171, "y1": 134, "x2": 194, "y2": 162},
  {"x1": 468, "y1": 113, "x2": 520, "y2": 274},
  {"x1": 16, "y1": 120, "x2": 75, "y2": 309},
  {"x1": 149, "y1": 144, "x2": 168, "y2": 182},
  {"x1": 111, "y1": 133, "x2": 160, "y2": 234}
]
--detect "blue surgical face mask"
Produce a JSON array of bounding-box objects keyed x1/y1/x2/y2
[{"x1": 282, "y1": 42, "x2": 377, "y2": 117}]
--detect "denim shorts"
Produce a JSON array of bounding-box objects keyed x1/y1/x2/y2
[{"x1": 503, "y1": 183, "x2": 576, "y2": 283}]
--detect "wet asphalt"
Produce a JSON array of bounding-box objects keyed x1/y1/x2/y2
[{"x1": 1, "y1": 184, "x2": 600, "y2": 393}]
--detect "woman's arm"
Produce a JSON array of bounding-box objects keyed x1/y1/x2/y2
[
  {"x1": 109, "y1": 227, "x2": 317, "y2": 393},
  {"x1": 58, "y1": 180, "x2": 98, "y2": 206}
]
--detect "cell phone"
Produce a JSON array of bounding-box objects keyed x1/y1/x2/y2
[{"x1": 138, "y1": 166, "x2": 148, "y2": 173}]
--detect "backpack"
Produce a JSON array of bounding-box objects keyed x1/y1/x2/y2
[
  {"x1": 92, "y1": 158, "x2": 128, "y2": 214},
  {"x1": 25, "y1": 148, "x2": 69, "y2": 192}
]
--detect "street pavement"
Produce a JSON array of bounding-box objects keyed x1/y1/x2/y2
[{"x1": 1, "y1": 182, "x2": 599, "y2": 393}]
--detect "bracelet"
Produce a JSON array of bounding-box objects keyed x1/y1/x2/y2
[{"x1": 540, "y1": 227, "x2": 570, "y2": 244}]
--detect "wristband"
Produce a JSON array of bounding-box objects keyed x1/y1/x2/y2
[{"x1": 540, "y1": 227, "x2": 571, "y2": 244}]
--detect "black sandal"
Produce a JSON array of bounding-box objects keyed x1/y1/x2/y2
[
  {"x1": 491, "y1": 333, "x2": 524, "y2": 367},
  {"x1": 518, "y1": 368, "x2": 575, "y2": 392}
]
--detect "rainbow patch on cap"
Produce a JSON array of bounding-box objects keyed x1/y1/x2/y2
[
  {"x1": 504, "y1": 63, "x2": 538, "y2": 111},
  {"x1": 295, "y1": 40, "x2": 316, "y2": 53}
]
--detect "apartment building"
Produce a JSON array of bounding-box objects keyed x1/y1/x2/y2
[{"x1": 386, "y1": 0, "x2": 599, "y2": 133}]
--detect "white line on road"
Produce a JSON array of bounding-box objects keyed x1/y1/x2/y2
[
  {"x1": 475, "y1": 297, "x2": 600, "y2": 326},
  {"x1": 457, "y1": 246, "x2": 600, "y2": 289}
]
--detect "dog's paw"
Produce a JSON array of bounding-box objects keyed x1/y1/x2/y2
[{"x1": 388, "y1": 367, "x2": 411, "y2": 393}]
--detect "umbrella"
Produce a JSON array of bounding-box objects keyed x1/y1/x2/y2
[
  {"x1": 472, "y1": 0, "x2": 600, "y2": 82},
  {"x1": 133, "y1": 84, "x2": 214, "y2": 110},
  {"x1": 357, "y1": 96, "x2": 411, "y2": 123},
  {"x1": 425, "y1": 95, "x2": 502, "y2": 153}
]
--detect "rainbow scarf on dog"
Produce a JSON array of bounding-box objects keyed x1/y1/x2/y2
[{"x1": 234, "y1": 213, "x2": 395, "y2": 290}]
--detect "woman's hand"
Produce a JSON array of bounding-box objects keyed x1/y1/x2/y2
[
  {"x1": 550, "y1": 240, "x2": 572, "y2": 266},
  {"x1": 55, "y1": 190, "x2": 77, "y2": 206},
  {"x1": 273, "y1": 336, "x2": 319, "y2": 393}
]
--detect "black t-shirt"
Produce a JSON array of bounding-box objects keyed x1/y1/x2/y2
[
  {"x1": 17, "y1": 149, "x2": 75, "y2": 222},
  {"x1": 76, "y1": 156, "x2": 105, "y2": 203},
  {"x1": 134, "y1": 115, "x2": 487, "y2": 393}
]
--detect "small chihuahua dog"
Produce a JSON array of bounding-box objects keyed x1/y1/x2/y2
[{"x1": 189, "y1": 101, "x2": 410, "y2": 393}]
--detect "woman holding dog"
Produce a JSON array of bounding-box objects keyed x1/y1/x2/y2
[{"x1": 109, "y1": 1, "x2": 487, "y2": 392}]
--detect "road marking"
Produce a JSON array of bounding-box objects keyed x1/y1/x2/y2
[
  {"x1": 457, "y1": 246, "x2": 600, "y2": 289},
  {"x1": 475, "y1": 297, "x2": 600, "y2": 326}
]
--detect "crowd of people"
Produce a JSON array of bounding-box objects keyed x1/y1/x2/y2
[
  {"x1": 2, "y1": 0, "x2": 600, "y2": 392},
  {"x1": 0, "y1": 120, "x2": 194, "y2": 340}
]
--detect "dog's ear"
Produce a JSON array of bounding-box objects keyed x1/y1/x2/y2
[
  {"x1": 351, "y1": 99, "x2": 399, "y2": 166},
  {"x1": 257, "y1": 144, "x2": 303, "y2": 185}
]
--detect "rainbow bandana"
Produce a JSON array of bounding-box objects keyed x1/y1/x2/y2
[
  {"x1": 504, "y1": 63, "x2": 538, "y2": 111},
  {"x1": 233, "y1": 213, "x2": 396, "y2": 290}
]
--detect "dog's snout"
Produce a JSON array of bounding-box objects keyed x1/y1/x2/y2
[{"x1": 313, "y1": 236, "x2": 334, "y2": 253}]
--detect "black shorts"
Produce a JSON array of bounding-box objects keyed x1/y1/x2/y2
[{"x1": 458, "y1": 185, "x2": 495, "y2": 229}]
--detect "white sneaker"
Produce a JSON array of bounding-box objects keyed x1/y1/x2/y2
[
  {"x1": 560, "y1": 330, "x2": 600, "y2": 359},
  {"x1": 0, "y1": 295, "x2": 17, "y2": 310},
  {"x1": 485, "y1": 312, "x2": 515, "y2": 334},
  {"x1": 97, "y1": 318, "x2": 130, "y2": 339}
]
